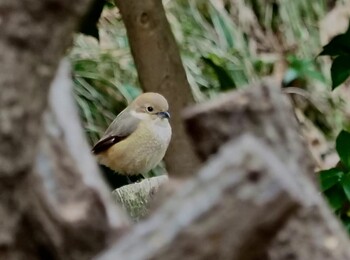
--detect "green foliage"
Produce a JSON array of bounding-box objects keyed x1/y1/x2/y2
[
  {"x1": 323, "y1": 183, "x2": 348, "y2": 211},
  {"x1": 319, "y1": 168, "x2": 344, "y2": 192},
  {"x1": 167, "y1": 0, "x2": 251, "y2": 95},
  {"x1": 336, "y1": 130, "x2": 350, "y2": 168},
  {"x1": 320, "y1": 130, "x2": 350, "y2": 233},
  {"x1": 283, "y1": 55, "x2": 325, "y2": 86},
  {"x1": 201, "y1": 56, "x2": 236, "y2": 91},
  {"x1": 318, "y1": 19, "x2": 350, "y2": 233},
  {"x1": 167, "y1": 0, "x2": 329, "y2": 98},
  {"x1": 319, "y1": 24, "x2": 350, "y2": 57},
  {"x1": 70, "y1": 35, "x2": 141, "y2": 144},
  {"x1": 319, "y1": 22, "x2": 350, "y2": 89},
  {"x1": 331, "y1": 55, "x2": 350, "y2": 89}
]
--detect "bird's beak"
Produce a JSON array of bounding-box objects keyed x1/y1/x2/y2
[{"x1": 157, "y1": 111, "x2": 170, "y2": 119}]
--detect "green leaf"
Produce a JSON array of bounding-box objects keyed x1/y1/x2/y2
[
  {"x1": 341, "y1": 173, "x2": 350, "y2": 200},
  {"x1": 341, "y1": 216, "x2": 350, "y2": 233},
  {"x1": 319, "y1": 35, "x2": 350, "y2": 56},
  {"x1": 331, "y1": 55, "x2": 350, "y2": 89},
  {"x1": 323, "y1": 184, "x2": 348, "y2": 211},
  {"x1": 319, "y1": 22, "x2": 350, "y2": 56},
  {"x1": 319, "y1": 168, "x2": 344, "y2": 191},
  {"x1": 283, "y1": 56, "x2": 326, "y2": 85},
  {"x1": 208, "y1": 4, "x2": 234, "y2": 49},
  {"x1": 336, "y1": 130, "x2": 350, "y2": 168}
]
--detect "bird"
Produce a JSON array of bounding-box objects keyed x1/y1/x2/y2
[{"x1": 92, "y1": 92, "x2": 172, "y2": 186}]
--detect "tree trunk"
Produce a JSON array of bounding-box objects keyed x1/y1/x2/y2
[
  {"x1": 0, "y1": 2, "x2": 126, "y2": 258},
  {"x1": 115, "y1": 0, "x2": 200, "y2": 178}
]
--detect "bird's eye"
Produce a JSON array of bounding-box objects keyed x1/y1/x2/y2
[{"x1": 147, "y1": 106, "x2": 154, "y2": 112}]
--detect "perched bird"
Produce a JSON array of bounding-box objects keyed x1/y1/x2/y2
[{"x1": 92, "y1": 92, "x2": 172, "y2": 183}]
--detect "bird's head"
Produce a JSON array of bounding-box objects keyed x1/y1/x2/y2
[{"x1": 129, "y1": 92, "x2": 170, "y2": 123}]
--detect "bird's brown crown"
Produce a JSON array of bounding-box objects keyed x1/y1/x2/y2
[{"x1": 131, "y1": 92, "x2": 169, "y2": 113}]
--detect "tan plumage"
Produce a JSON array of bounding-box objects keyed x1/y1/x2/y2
[{"x1": 92, "y1": 92, "x2": 172, "y2": 175}]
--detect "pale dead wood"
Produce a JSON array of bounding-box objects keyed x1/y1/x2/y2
[{"x1": 49, "y1": 59, "x2": 129, "y2": 229}]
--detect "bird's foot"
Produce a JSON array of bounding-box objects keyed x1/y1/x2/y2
[{"x1": 127, "y1": 174, "x2": 144, "y2": 184}]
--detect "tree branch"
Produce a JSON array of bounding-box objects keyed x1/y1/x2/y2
[
  {"x1": 112, "y1": 176, "x2": 168, "y2": 221},
  {"x1": 97, "y1": 135, "x2": 302, "y2": 260},
  {"x1": 49, "y1": 59, "x2": 129, "y2": 229}
]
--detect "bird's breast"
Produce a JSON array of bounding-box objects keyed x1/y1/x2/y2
[
  {"x1": 99, "y1": 121, "x2": 171, "y2": 175},
  {"x1": 146, "y1": 121, "x2": 172, "y2": 146}
]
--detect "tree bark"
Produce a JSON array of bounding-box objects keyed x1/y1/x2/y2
[
  {"x1": 98, "y1": 135, "x2": 302, "y2": 260},
  {"x1": 0, "y1": 2, "x2": 127, "y2": 258},
  {"x1": 183, "y1": 79, "x2": 350, "y2": 259},
  {"x1": 0, "y1": 0, "x2": 89, "y2": 177},
  {"x1": 115, "y1": 0, "x2": 200, "y2": 178}
]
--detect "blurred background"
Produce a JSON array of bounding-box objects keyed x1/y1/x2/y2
[{"x1": 69, "y1": 0, "x2": 350, "y2": 174}]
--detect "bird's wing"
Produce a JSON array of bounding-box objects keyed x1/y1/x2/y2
[{"x1": 92, "y1": 108, "x2": 140, "y2": 154}]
